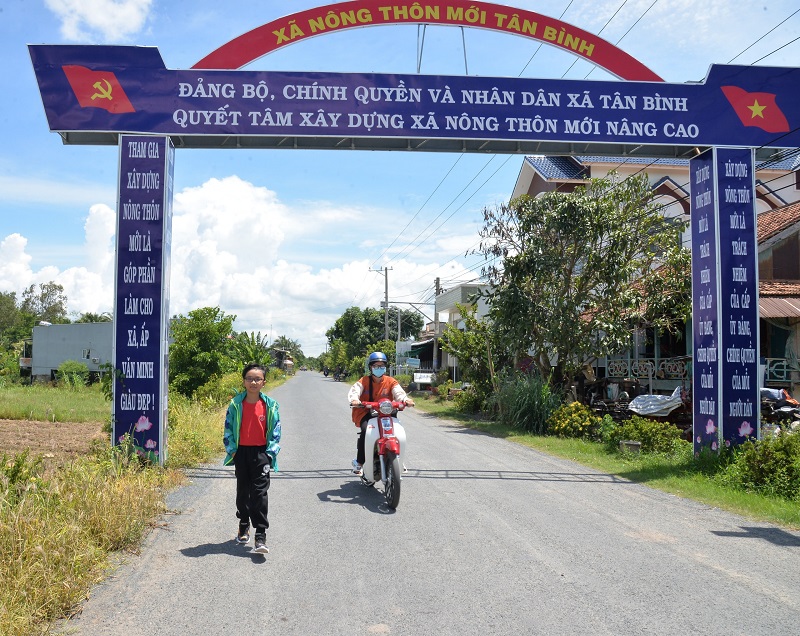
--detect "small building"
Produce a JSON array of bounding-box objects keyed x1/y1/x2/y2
[{"x1": 31, "y1": 322, "x2": 113, "y2": 381}]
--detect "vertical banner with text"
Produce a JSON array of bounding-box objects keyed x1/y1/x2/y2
[
  {"x1": 690, "y1": 150, "x2": 720, "y2": 456},
  {"x1": 717, "y1": 147, "x2": 759, "y2": 446},
  {"x1": 113, "y1": 135, "x2": 174, "y2": 465},
  {"x1": 691, "y1": 147, "x2": 759, "y2": 457}
]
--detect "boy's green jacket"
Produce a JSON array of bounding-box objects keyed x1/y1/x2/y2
[{"x1": 222, "y1": 391, "x2": 281, "y2": 470}]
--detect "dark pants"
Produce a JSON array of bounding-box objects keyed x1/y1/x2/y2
[
  {"x1": 233, "y1": 445, "x2": 270, "y2": 532},
  {"x1": 356, "y1": 417, "x2": 370, "y2": 466}
]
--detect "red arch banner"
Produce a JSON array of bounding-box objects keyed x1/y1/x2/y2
[{"x1": 193, "y1": 0, "x2": 663, "y2": 82}]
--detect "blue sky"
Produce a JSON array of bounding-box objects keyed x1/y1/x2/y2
[{"x1": 1, "y1": 0, "x2": 799, "y2": 356}]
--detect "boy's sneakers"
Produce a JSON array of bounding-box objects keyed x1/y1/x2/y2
[
  {"x1": 253, "y1": 533, "x2": 269, "y2": 554},
  {"x1": 236, "y1": 522, "x2": 250, "y2": 544},
  {"x1": 351, "y1": 459, "x2": 363, "y2": 476}
]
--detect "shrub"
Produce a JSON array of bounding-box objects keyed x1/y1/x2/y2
[
  {"x1": 717, "y1": 432, "x2": 800, "y2": 500},
  {"x1": 453, "y1": 387, "x2": 484, "y2": 413},
  {"x1": 606, "y1": 415, "x2": 683, "y2": 454},
  {"x1": 194, "y1": 371, "x2": 242, "y2": 406},
  {"x1": 489, "y1": 372, "x2": 562, "y2": 434},
  {"x1": 547, "y1": 402, "x2": 600, "y2": 439},
  {"x1": 394, "y1": 373, "x2": 412, "y2": 388},
  {"x1": 596, "y1": 414, "x2": 618, "y2": 444},
  {"x1": 56, "y1": 360, "x2": 89, "y2": 389},
  {"x1": 434, "y1": 379, "x2": 455, "y2": 400}
]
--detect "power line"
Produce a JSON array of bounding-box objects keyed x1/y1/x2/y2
[
  {"x1": 561, "y1": 0, "x2": 631, "y2": 78},
  {"x1": 750, "y1": 35, "x2": 800, "y2": 65},
  {"x1": 584, "y1": 0, "x2": 659, "y2": 79},
  {"x1": 727, "y1": 7, "x2": 800, "y2": 63}
]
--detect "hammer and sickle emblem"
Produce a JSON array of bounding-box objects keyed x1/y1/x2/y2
[{"x1": 90, "y1": 79, "x2": 113, "y2": 101}]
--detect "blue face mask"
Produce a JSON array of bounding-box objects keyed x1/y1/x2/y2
[{"x1": 372, "y1": 366, "x2": 386, "y2": 378}]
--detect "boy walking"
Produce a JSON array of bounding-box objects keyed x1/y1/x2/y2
[{"x1": 223, "y1": 363, "x2": 281, "y2": 554}]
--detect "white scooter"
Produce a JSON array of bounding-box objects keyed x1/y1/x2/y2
[{"x1": 355, "y1": 399, "x2": 407, "y2": 509}]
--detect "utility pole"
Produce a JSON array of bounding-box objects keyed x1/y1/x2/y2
[
  {"x1": 373, "y1": 266, "x2": 392, "y2": 341},
  {"x1": 384, "y1": 266, "x2": 389, "y2": 341},
  {"x1": 433, "y1": 277, "x2": 440, "y2": 372}
]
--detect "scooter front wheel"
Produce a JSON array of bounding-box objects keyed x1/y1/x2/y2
[{"x1": 384, "y1": 452, "x2": 401, "y2": 509}]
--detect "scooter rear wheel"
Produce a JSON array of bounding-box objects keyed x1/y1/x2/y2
[{"x1": 384, "y1": 452, "x2": 401, "y2": 509}]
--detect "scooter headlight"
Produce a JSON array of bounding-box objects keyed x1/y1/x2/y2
[{"x1": 378, "y1": 401, "x2": 394, "y2": 415}]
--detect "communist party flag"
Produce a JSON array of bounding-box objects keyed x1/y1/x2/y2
[
  {"x1": 62, "y1": 65, "x2": 135, "y2": 114},
  {"x1": 721, "y1": 85, "x2": 789, "y2": 134}
]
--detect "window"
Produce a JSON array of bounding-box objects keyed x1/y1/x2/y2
[{"x1": 82, "y1": 349, "x2": 91, "y2": 359}]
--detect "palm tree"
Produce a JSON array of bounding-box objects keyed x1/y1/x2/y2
[
  {"x1": 230, "y1": 331, "x2": 273, "y2": 367},
  {"x1": 271, "y1": 335, "x2": 304, "y2": 362}
]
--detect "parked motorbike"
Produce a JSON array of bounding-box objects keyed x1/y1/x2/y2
[
  {"x1": 760, "y1": 387, "x2": 800, "y2": 426},
  {"x1": 353, "y1": 399, "x2": 407, "y2": 509}
]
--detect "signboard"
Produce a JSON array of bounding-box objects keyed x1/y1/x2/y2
[
  {"x1": 406, "y1": 357, "x2": 421, "y2": 368},
  {"x1": 717, "y1": 148, "x2": 759, "y2": 446},
  {"x1": 195, "y1": 0, "x2": 662, "y2": 81},
  {"x1": 690, "y1": 150, "x2": 720, "y2": 456},
  {"x1": 113, "y1": 135, "x2": 174, "y2": 465},
  {"x1": 28, "y1": 45, "x2": 800, "y2": 153},
  {"x1": 414, "y1": 372, "x2": 434, "y2": 385},
  {"x1": 690, "y1": 148, "x2": 758, "y2": 456}
]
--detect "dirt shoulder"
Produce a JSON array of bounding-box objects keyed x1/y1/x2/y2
[{"x1": 0, "y1": 419, "x2": 107, "y2": 466}]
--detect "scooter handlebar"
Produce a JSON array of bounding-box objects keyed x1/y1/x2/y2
[{"x1": 352, "y1": 400, "x2": 407, "y2": 411}]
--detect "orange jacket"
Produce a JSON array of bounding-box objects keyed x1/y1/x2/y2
[{"x1": 351, "y1": 374, "x2": 399, "y2": 425}]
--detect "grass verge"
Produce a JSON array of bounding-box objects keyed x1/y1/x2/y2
[
  {"x1": 411, "y1": 393, "x2": 800, "y2": 529},
  {"x1": 0, "y1": 384, "x2": 110, "y2": 423},
  {"x1": 0, "y1": 374, "x2": 294, "y2": 635}
]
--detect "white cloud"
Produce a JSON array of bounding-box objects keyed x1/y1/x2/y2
[
  {"x1": 44, "y1": 0, "x2": 153, "y2": 43},
  {"x1": 0, "y1": 174, "x2": 479, "y2": 355},
  {"x1": 0, "y1": 234, "x2": 34, "y2": 292}
]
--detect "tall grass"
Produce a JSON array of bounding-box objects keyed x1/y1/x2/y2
[
  {"x1": 0, "y1": 444, "x2": 181, "y2": 635},
  {"x1": 0, "y1": 388, "x2": 227, "y2": 635},
  {"x1": 487, "y1": 372, "x2": 562, "y2": 434},
  {"x1": 0, "y1": 383, "x2": 110, "y2": 423},
  {"x1": 166, "y1": 394, "x2": 226, "y2": 468}
]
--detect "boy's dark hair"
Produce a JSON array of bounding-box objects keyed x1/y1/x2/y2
[{"x1": 242, "y1": 363, "x2": 268, "y2": 379}]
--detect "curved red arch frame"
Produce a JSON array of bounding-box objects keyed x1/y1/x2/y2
[{"x1": 193, "y1": 0, "x2": 663, "y2": 82}]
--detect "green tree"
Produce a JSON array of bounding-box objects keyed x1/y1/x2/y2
[
  {"x1": 326, "y1": 306, "x2": 423, "y2": 362},
  {"x1": 0, "y1": 291, "x2": 20, "y2": 334},
  {"x1": 231, "y1": 330, "x2": 274, "y2": 367},
  {"x1": 270, "y1": 334, "x2": 304, "y2": 364},
  {"x1": 632, "y1": 245, "x2": 692, "y2": 336},
  {"x1": 75, "y1": 311, "x2": 113, "y2": 323},
  {"x1": 440, "y1": 303, "x2": 508, "y2": 402},
  {"x1": 477, "y1": 173, "x2": 682, "y2": 382},
  {"x1": 168, "y1": 307, "x2": 237, "y2": 397},
  {"x1": 20, "y1": 282, "x2": 69, "y2": 323},
  {"x1": 327, "y1": 306, "x2": 371, "y2": 359}
]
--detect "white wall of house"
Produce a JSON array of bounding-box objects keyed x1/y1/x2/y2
[
  {"x1": 32, "y1": 322, "x2": 113, "y2": 379},
  {"x1": 435, "y1": 284, "x2": 491, "y2": 371}
]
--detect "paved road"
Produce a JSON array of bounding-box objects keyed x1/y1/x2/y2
[{"x1": 62, "y1": 371, "x2": 800, "y2": 635}]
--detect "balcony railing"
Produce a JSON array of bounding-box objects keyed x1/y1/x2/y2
[
  {"x1": 605, "y1": 357, "x2": 689, "y2": 381},
  {"x1": 763, "y1": 358, "x2": 800, "y2": 384},
  {"x1": 605, "y1": 356, "x2": 798, "y2": 385}
]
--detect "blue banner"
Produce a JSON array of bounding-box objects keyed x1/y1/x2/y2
[
  {"x1": 113, "y1": 135, "x2": 174, "y2": 465},
  {"x1": 691, "y1": 150, "x2": 721, "y2": 456},
  {"x1": 28, "y1": 45, "x2": 800, "y2": 150},
  {"x1": 717, "y1": 148, "x2": 759, "y2": 447}
]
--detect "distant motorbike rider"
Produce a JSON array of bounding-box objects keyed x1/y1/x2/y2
[{"x1": 348, "y1": 351, "x2": 414, "y2": 476}]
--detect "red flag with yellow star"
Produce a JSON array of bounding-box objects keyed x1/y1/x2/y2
[
  {"x1": 62, "y1": 65, "x2": 135, "y2": 114},
  {"x1": 721, "y1": 86, "x2": 789, "y2": 134}
]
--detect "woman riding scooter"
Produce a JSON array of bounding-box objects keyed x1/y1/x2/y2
[{"x1": 348, "y1": 351, "x2": 414, "y2": 475}]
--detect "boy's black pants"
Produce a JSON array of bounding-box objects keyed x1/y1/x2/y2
[{"x1": 233, "y1": 445, "x2": 270, "y2": 531}]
